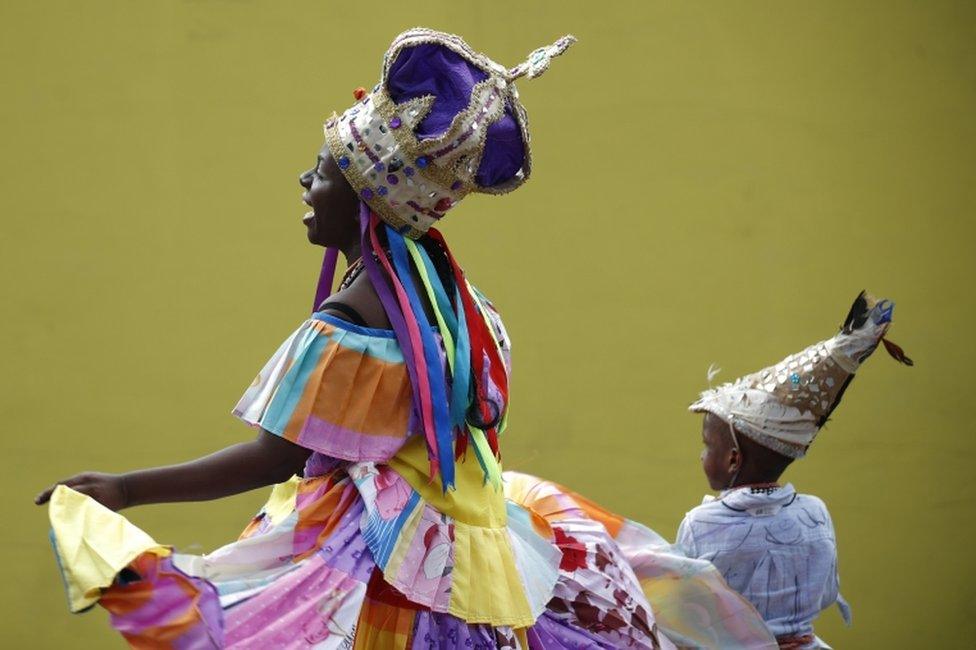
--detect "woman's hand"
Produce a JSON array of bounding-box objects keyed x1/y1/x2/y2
[{"x1": 35, "y1": 472, "x2": 127, "y2": 511}]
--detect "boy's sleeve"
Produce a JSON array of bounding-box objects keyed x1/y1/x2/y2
[
  {"x1": 676, "y1": 514, "x2": 698, "y2": 557},
  {"x1": 821, "y1": 502, "x2": 852, "y2": 625}
]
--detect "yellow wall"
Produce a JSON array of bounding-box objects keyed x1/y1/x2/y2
[{"x1": 4, "y1": 1, "x2": 973, "y2": 646}]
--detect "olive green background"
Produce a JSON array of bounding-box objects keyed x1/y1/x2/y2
[{"x1": 3, "y1": 1, "x2": 973, "y2": 647}]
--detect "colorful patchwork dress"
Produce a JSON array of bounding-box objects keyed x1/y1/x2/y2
[{"x1": 48, "y1": 308, "x2": 775, "y2": 649}]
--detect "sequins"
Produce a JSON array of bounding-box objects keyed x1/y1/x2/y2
[
  {"x1": 377, "y1": 186, "x2": 388, "y2": 196},
  {"x1": 337, "y1": 156, "x2": 350, "y2": 170},
  {"x1": 353, "y1": 86, "x2": 366, "y2": 100},
  {"x1": 415, "y1": 156, "x2": 429, "y2": 168},
  {"x1": 451, "y1": 180, "x2": 463, "y2": 191},
  {"x1": 374, "y1": 161, "x2": 385, "y2": 172},
  {"x1": 386, "y1": 174, "x2": 399, "y2": 185},
  {"x1": 403, "y1": 166, "x2": 415, "y2": 177},
  {"x1": 389, "y1": 117, "x2": 402, "y2": 129},
  {"x1": 789, "y1": 372, "x2": 801, "y2": 386},
  {"x1": 360, "y1": 189, "x2": 374, "y2": 200},
  {"x1": 434, "y1": 197, "x2": 453, "y2": 212}
]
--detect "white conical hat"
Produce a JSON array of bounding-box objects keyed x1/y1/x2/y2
[{"x1": 690, "y1": 291, "x2": 912, "y2": 458}]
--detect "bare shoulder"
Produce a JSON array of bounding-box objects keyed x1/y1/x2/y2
[{"x1": 320, "y1": 273, "x2": 391, "y2": 329}]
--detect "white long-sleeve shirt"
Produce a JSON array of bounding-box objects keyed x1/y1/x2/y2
[{"x1": 676, "y1": 484, "x2": 850, "y2": 646}]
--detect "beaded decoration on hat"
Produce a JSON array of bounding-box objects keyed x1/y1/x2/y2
[
  {"x1": 690, "y1": 291, "x2": 913, "y2": 458},
  {"x1": 324, "y1": 28, "x2": 576, "y2": 239}
]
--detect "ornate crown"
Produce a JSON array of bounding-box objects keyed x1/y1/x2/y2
[{"x1": 324, "y1": 28, "x2": 576, "y2": 239}]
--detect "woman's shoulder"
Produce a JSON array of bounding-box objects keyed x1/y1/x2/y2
[
  {"x1": 317, "y1": 273, "x2": 511, "y2": 351},
  {"x1": 318, "y1": 275, "x2": 392, "y2": 330}
]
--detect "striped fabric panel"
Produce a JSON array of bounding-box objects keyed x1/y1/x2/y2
[
  {"x1": 239, "y1": 317, "x2": 415, "y2": 463},
  {"x1": 362, "y1": 490, "x2": 422, "y2": 568}
]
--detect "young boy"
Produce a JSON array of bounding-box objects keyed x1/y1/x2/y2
[{"x1": 678, "y1": 291, "x2": 911, "y2": 649}]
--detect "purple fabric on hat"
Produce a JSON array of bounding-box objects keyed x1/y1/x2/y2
[
  {"x1": 480, "y1": 101, "x2": 526, "y2": 187},
  {"x1": 386, "y1": 43, "x2": 525, "y2": 187}
]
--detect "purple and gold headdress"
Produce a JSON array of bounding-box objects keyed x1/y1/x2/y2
[
  {"x1": 690, "y1": 291, "x2": 913, "y2": 458},
  {"x1": 324, "y1": 27, "x2": 576, "y2": 238}
]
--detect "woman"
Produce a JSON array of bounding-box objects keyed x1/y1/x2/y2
[{"x1": 37, "y1": 28, "x2": 773, "y2": 649}]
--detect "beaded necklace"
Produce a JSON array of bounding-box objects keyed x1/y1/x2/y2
[
  {"x1": 337, "y1": 248, "x2": 397, "y2": 292},
  {"x1": 743, "y1": 482, "x2": 781, "y2": 495},
  {"x1": 338, "y1": 257, "x2": 365, "y2": 291}
]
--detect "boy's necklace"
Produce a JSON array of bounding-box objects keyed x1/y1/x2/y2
[{"x1": 732, "y1": 482, "x2": 781, "y2": 495}]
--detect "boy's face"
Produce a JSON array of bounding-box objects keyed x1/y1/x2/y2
[{"x1": 700, "y1": 413, "x2": 738, "y2": 491}]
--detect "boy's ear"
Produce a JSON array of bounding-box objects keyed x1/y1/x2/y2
[{"x1": 729, "y1": 447, "x2": 742, "y2": 472}]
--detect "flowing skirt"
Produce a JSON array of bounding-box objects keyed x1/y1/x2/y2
[{"x1": 47, "y1": 468, "x2": 775, "y2": 649}]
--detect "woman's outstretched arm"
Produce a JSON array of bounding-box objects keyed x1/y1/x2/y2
[{"x1": 34, "y1": 430, "x2": 311, "y2": 511}]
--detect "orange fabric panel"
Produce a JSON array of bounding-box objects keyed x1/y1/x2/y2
[
  {"x1": 280, "y1": 339, "x2": 413, "y2": 442},
  {"x1": 311, "y1": 345, "x2": 413, "y2": 437}
]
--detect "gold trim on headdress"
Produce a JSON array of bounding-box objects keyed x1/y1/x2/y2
[{"x1": 324, "y1": 28, "x2": 576, "y2": 238}]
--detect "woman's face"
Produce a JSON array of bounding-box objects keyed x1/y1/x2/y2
[
  {"x1": 298, "y1": 144, "x2": 360, "y2": 247},
  {"x1": 700, "y1": 413, "x2": 738, "y2": 491}
]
